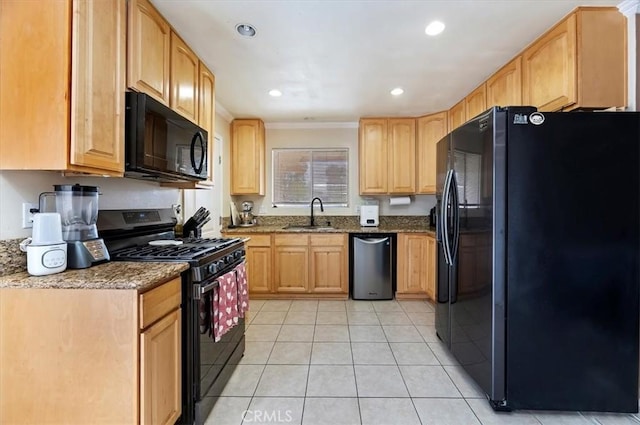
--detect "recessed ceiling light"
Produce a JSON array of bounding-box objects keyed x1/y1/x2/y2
[
  {"x1": 390, "y1": 87, "x2": 404, "y2": 96},
  {"x1": 269, "y1": 89, "x2": 282, "y2": 97},
  {"x1": 425, "y1": 20, "x2": 445, "y2": 36},
  {"x1": 236, "y1": 23, "x2": 256, "y2": 37}
]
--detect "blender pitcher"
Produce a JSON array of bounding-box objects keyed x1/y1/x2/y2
[{"x1": 54, "y1": 184, "x2": 100, "y2": 241}]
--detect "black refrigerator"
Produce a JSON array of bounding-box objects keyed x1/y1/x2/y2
[{"x1": 435, "y1": 106, "x2": 640, "y2": 412}]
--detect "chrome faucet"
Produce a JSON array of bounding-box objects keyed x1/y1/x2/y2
[{"x1": 310, "y1": 197, "x2": 324, "y2": 227}]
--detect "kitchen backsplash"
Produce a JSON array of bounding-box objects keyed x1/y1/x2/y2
[{"x1": 231, "y1": 194, "x2": 437, "y2": 218}]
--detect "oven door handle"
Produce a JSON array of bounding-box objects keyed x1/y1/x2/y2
[{"x1": 193, "y1": 280, "x2": 218, "y2": 300}]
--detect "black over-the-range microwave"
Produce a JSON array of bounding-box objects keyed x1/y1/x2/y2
[{"x1": 125, "y1": 92, "x2": 208, "y2": 182}]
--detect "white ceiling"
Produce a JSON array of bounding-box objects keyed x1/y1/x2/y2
[{"x1": 152, "y1": 0, "x2": 622, "y2": 123}]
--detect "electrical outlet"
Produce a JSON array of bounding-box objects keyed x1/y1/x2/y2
[
  {"x1": 355, "y1": 205, "x2": 361, "y2": 214},
  {"x1": 22, "y1": 203, "x2": 38, "y2": 229}
]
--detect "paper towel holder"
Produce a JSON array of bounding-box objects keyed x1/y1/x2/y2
[{"x1": 389, "y1": 196, "x2": 411, "y2": 206}]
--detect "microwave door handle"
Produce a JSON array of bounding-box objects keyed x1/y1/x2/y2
[{"x1": 190, "y1": 131, "x2": 205, "y2": 175}]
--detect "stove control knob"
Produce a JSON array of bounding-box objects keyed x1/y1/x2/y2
[
  {"x1": 217, "y1": 259, "x2": 225, "y2": 269},
  {"x1": 226, "y1": 254, "x2": 234, "y2": 263},
  {"x1": 208, "y1": 263, "x2": 217, "y2": 274}
]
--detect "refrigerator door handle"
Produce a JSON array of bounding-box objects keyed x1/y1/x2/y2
[
  {"x1": 450, "y1": 171, "x2": 460, "y2": 261},
  {"x1": 441, "y1": 170, "x2": 453, "y2": 265}
]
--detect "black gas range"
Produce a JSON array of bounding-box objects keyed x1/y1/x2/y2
[{"x1": 97, "y1": 209, "x2": 246, "y2": 425}]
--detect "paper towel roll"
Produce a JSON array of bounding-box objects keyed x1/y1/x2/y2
[{"x1": 389, "y1": 196, "x2": 411, "y2": 206}]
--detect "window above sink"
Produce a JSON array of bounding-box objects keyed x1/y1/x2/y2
[{"x1": 272, "y1": 148, "x2": 349, "y2": 208}]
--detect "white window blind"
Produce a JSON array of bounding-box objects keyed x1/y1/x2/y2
[{"x1": 272, "y1": 148, "x2": 349, "y2": 207}]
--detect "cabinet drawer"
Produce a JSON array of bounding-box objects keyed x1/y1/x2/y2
[
  {"x1": 236, "y1": 234, "x2": 271, "y2": 247},
  {"x1": 310, "y1": 234, "x2": 346, "y2": 246},
  {"x1": 274, "y1": 234, "x2": 309, "y2": 246},
  {"x1": 139, "y1": 277, "x2": 181, "y2": 329}
]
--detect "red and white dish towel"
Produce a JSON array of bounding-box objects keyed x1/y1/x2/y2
[
  {"x1": 211, "y1": 260, "x2": 251, "y2": 342},
  {"x1": 212, "y1": 269, "x2": 239, "y2": 342},
  {"x1": 235, "y1": 261, "x2": 249, "y2": 318}
]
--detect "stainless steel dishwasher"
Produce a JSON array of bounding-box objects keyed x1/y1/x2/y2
[{"x1": 351, "y1": 234, "x2": 395, "y2": 300}]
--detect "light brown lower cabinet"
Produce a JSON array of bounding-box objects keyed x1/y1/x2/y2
[
  {"x1": 0, "y1": 277, "x2": 182, "y2": 425},
  {"x1": 309, "y1": 234, "x2": 348, "y2": 294},
  {"x1": 233, "y1": 234, "x2": 273, "y2": 295},
  {"x1": 232, "y1": 232, "x2": 348, "y2": 298},
  {"x1": 274, "y1": 234, "x2": 310, "y2": 293},
  {"x1": 396, "y1": 233, "x2": 436, "y2": 301}
]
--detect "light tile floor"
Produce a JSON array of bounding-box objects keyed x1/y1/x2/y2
[{"x1": 205, "y1": 299, "x2": 640, "y2": 425}]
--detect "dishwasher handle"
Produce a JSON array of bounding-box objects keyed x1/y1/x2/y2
[{"x1": 355, "y1": 237, "x2": 390, "y2": 245}]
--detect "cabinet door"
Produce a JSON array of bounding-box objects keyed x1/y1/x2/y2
[
  {"x1": 140, "y1": 308, "x2": 181, "y2": 425},
  {"x1": 0, "y1": 0, "x2": 70, "y2": 170},
  {"x1": 198, "y1": 62, "x2": 215, "y2": 184},
  {"x1": 309, "y1": 234, "x2": 347, "y2": 294},
  {"x1": 486, "y1": 56, "x2": 522, "y2": 108},
  {"x1": 396, "y1": 234, "x2": 429, "y2": 297},
  {"x1": 170, "y1": 32, "x2": 199, "y2": 121},
  {"x1": 230, "y1": 119, "x2": 265, "y2": 195},
  {"x1": 246, "y1": 247, "x2": 273, "y2": 294},
  {"x1": 448, "y1": 100, "x2": 466, "y2": 131},
  {"x1": 233, "y1": 234, "x2": 272, "y2": 294},
  {"x1": 359, "y1": 118, "x2": 388, "y2": 194},
  {"x1": 274, "y1": 246, "x2": 309, "y2": 293},
  {"x1": 127, "y1": 0, "x2": 170, "y2": 105},
  {"x1": 522, "y1": 14, "x2": 576, "y2": 112},
  {"x1": 70, "y1": 0, "x2": 125, "y2": 173},
  {"x1": 388, "y1": 118, "x2": 416, "y2": 194},
  {"x1": 465, "y1": 83, "x2": 487, "y2": 121},
  {"x1": 417, "y1": 112, "x2": 448, "y2": 194}
]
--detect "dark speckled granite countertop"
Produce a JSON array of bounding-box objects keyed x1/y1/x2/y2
[
  {"x1": 0, "y1": 239, "x2": 188, "y2": 290},
  {"x1": 223, "y1": 225, "x2": 435, "y2": 235},
  {"x1": 222, "y1": 215, "x2": 435, "y2": 236},
  {"x1": 0, "y1": 261, "x2": 188, "y2": 290}
]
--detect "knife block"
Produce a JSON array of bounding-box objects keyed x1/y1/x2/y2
[{"x1": 181, "y1": 222, "x2": 202, "y2": 239}]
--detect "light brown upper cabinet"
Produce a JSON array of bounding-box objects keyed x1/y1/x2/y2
[
  {"x1": 486, "y1": 57, "x2": 522, "y2": 108},
  {"x1": 416, "y1": 112, "x2": 448, "y2": 194},
  {"x1": 198, "y1": 62, "x2": 216, "y2": 185},
  {"x1": 448, "y1": 100, "x2": 466, "y2": 131},
  {"x1": 231, "y1": 119, "x2": 266, "y2": 195},
  {"x1": 170, "y1": 32, "x2": 199, "y2": 122},
  {"x1": 0, "y1": 0, "x2": 125, "y2": 175},
  {"x1": 359, "y1": 119, "x2": 388, "y2": 194},
  {"x1": 522, "y1": 7, "x2": 626, "y2": 111},
  {"x1": 127, "y1": 0, "x2": 170, "y2": 105},
  {"x1": 359, "y1": 118, "x2": 416, "y2": 194},
  {"x1": 465, "y1": 83, "x2": 487, "y2": 121}
]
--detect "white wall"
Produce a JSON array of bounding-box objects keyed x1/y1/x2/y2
[
  {"x1": 230, "y1": 124, "x2": 436, "y2": 219},
  {"x1": 0, "y1": 170, "x2": 181, "y2": 240}
]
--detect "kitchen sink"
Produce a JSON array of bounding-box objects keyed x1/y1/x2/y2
[{"x1": 282, "y1": 225, "x2": 336, "y2": 231}]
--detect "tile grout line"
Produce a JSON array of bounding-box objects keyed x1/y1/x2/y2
[{"x1": 347, "y1": 303, "x2": 364, "y2": 425}]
